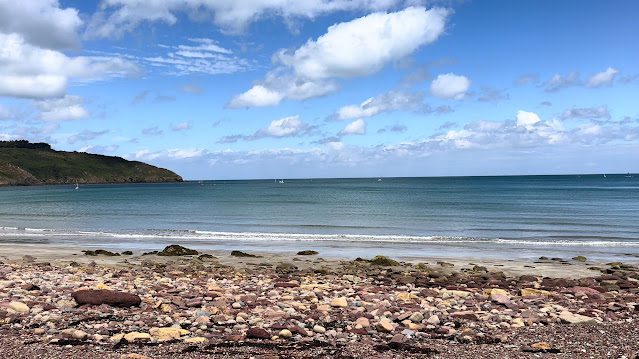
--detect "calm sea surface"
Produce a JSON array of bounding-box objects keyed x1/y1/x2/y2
[{"x1": 1, "y1": 175, "x2": 638, "y2": 261}]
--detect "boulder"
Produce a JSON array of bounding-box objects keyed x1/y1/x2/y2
[
  {"x1": 157, "y1": 245, "x2": 198, "y2": 256},
  {"x1": 230, "y1": 250, "x2": 258, "y2": 258},
  {"x1": 296, "y1": 250, "x2": 319, "y2": 255},
  {"x1": 330, "y1": 297, "x2": 348, "y2": 308},
  {"x1": 72, "y1": 289, "x2": 142, "y2": 307},
  {"x1": 82, "y1": 249, "x2": 120, "y2": 256},
  {"x1": 370, "y1": 256, "x2": 399, "y2": 266},
  {"x1": 559, "y1": 311, "x2": 596, "y2": 324}
]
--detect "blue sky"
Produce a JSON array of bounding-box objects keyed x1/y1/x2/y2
[{"x1": 0, "y1": 0, "x2": 638, "y2": 179}]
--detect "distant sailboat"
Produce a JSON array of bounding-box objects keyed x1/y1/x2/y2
[
  {"x1": 74, "y1": 182, "x2": 79, "y2": 190},
  {"x1": 603, "y1": 174, "x2": 606, "y2": 178},
  {"x1": 377, "y1": 178, "x2": 382, "y2": 182},
  {"x1": 625, "y1": 173, "x2": 633, "y2": 178},
  {"x1": 278, "y1": 179, "x2": 285, "y2": 184}
]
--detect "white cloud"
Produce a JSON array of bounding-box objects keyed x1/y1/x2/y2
[
  {"x1": 429, "y1": 73, "x2": 470, "y2": 99},
  {"x1": 340, "y1": 118, "x2": 366, "y2": 135},
  {"x1": 37, "y1": 95, "x2": 88, "y2": 121},
  {"x1": 561, "y1": 106, "x2": 610, "y2": 120},
  {"x1": 587, "y1": 67, "x2": 619, "y2": 88},
  {"x1": 87, "y1": 0, "x2": 401, "y2": 38},
  {"x1": 228, "y1": 85, "x2": 284, "y2": 108},
  {"x1": 167, "y1": 148, "x2": 205, "y2": 159},
  {"x1": 144, "y1": 38, "x2": 249, "y2": 75},
  {"x1": 68, "y1": 129, "x2": 108, "y2": 144},
  {"x1": 0, "y1": 33, "x2": 140, "y2": 99},
  {"x1": 337, "y1": 91, "x2": 424, "y2": 120},
  {"x1": 218, "y1": 115, "x2": 314, "y2": 142},
  {"x1": 0, "y1": 0, "x2": 82, "y2": 50},
  {"x1": 230, "y1": 6, "x2": 449, "y2": 107},
  {"x1": 133, "y1": 149, "x2": 161, "y2": 161},
  {"x1": 543, "y1": 72, "x2": 580, "y2": 92},
  {"x1": 171, "y1": 121, "x2": 191, "y2": 131},
  {"x1": 263, "y1": 116, "x2": 304, "y2": 137},
  {"x1": 277, "y1": 7, "x2": 449, "y2": 80},
  {"x1": 516, "y1": 110, "x2": 541, "y2": 130}
]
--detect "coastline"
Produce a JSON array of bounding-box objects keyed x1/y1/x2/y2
[{"x1": 1, "y1": 244, "x2": 638, "y2": 358}]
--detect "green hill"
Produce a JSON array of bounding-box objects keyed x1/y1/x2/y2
[{"x1": 0, "y1": 140, "x2": 182, "y2": 186}]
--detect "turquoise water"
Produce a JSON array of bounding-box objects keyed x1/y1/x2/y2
[{"x1": 0, "y1": 175, "x2": 638, "y2": 260}]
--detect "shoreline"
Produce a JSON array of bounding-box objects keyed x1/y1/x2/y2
[{"x1": 1, "y1": 244, "x2": 638, "y2": 358}]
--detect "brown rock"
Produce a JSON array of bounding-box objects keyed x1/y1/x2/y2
[
  {"x1": 72, "y1": 289, "x2": 142, "y2": 307},
  {"x1": 246, "y1": 327, "x2": 271, "y2": 340}
]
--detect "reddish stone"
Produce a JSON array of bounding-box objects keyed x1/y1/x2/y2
[{"x1": 71, "y1": 289, "x2": 141, "y2": 307}]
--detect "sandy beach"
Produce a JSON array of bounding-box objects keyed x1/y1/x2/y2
[{"x1": 0, "y1": 244, "x2": 638, "y2": 358}]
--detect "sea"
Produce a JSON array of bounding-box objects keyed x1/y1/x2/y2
[{"x1": 1, "y1": 175, "x2": 638, "y2": 261}]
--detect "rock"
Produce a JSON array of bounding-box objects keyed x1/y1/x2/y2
[
  {"x1": 313, "y1": 325, "x2": 326, "y2": 334},
  {"x1": 246, "y1": 327, "x2": 271, "y2": 339},
  {"x1": 559, "y1": 311, "x2": 596, "y2": 324},
  {"x1": 409, "y1": 312, "x2": 424, "y2": 323},
  {"x1": 198, "y1": 254, "x2": 216, "y2": 260},
  {"x1": 489, "y1": 288, "x2": 512, "y2": 305},
  {"x1": 120, "y1": 354, "x2": 152, "y2": 359},
  {"x1": 520, "y1": 288, "x2": 553, "y2": 297},
  {"x1": 355, "y1": 317, "x2": 370, "y2": 328},
  {"x1": 157, "y1": 245, "x2": 198, "y2": 256},
  {"x1": 82, "y1": 249, "x2": 120, "y2": 256},
  {"x1": 62, "y1": 329, "x2": 88, "y2": 340},
  {"x1": 121, "y1": 251, "x2": 133, "y2": 255},
  {"x1": 330, "y1": 297, "x2": 348, "y2": 308},
  {"x1": 149, "y1": 327, "x2": 189, "y2": 341},
  {"x1": 278, "y1": 329, "x2": 292, "y2": 338},
  {"x1": 523, "y1": 342, "x2": 561, "y2": 353},
  {"x1": 230, "y1": 250, "x2": 258, "y2": 258},
  {"x1": 437, "y1": 261, "x2": 454, "y2": 267},
  {"x1": 123, "y1": 332, "x2": 151, "y2": 342},
  {"x1": 72, "y1": 289, "x2": 142, "y2": 307},
  {"x1": 377, "y1": 318, "x2": 395, "y2": 332},
  {"x1": 451, "y1": 311, "x2": 479, "y2": 321},
  {"x1": 427, "y1": 315, "x2": 440, "y2": 325},
  {"x1": 22, "y1": 255, "x2": 36, "y2": 262},
  {"x1": 296, "y1": 250, "x2": 319, "y2": 255},
  {"x1": 389, "y1": 334, "x2": 407, "y2": 348},
  {"x1": 9, "y1": 301, "x2": 29, "y2": 313},
  {"x1": 572, "y1": 255, "x2": 587, "y2": 262},
  {"x1": 511, "y1": 318, "x2": 525, "y2": 328},
  {"x1": 184, "y1": 337, "x2": 208, "y2": 344},
  {"x1": 370, "y1": 255, "x2": 399, "y2": 266}
]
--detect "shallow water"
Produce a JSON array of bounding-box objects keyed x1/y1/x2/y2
[{"x1": 1, "y1": 175, "x2": 638, "y2": 260}]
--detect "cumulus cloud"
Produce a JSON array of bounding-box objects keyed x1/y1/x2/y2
[
  {"x1": 167, "y1": 148, "x2": 205, "y2": 159},
  {"x1": 430, "y1": 73, "x2": 470, "y2": 99},
  {"x1": 516, "y1": 110, "x2": 541, "y2": 128},
  {"x1": 278, "y1": 7, "x2": 449, "y2": 80},
  {"x1": 340, "y1": 118, "x2": 366, "y2": 135},
  {"x1": 542, "y1": 72, "x2": 581, "y2": 92},
  {"x1": 36, "y1": 95, "x2": 88, "y2": 121},
  {"x1": 0, "y1": 0, "x2": 82, "y2": 50},
  {"x1": 0, "y1": 33, "x2": 140, "y2": 99},
  {"x1": 86, "y1": 0, "x2": 401, "y2": 38},
  {"x1": 227, "y1": 85, "x2": 284, "y2": 108},
  {"x1": 218, "y1": 115, "x2": 315, "y2": 142},
  {"x1": 230, "y1": 7, "x2": 449, "y2": 107},
  {"x1": 587, "y1": 67, "x2": 619, "y2": 88}
]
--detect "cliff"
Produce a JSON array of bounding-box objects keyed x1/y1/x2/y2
[{"x1": 0, "y1": 140, "x2": 182, "y2": 186}]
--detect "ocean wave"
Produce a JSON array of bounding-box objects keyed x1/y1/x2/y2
[{"x1": 1, "y1": 226, "x2": 639, "y2": 247}]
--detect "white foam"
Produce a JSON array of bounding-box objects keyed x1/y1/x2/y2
[{"x1": 0, "y1": 226, "x2": 638, "y2": 247}]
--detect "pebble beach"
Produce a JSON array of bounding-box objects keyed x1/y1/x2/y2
[{"x1": 1, "y1": 245, "x2": 638, "y2": 358}]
